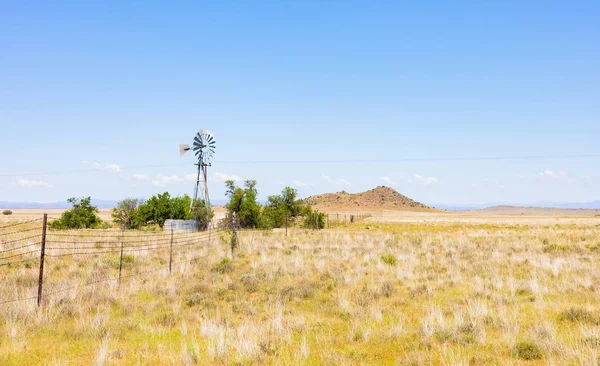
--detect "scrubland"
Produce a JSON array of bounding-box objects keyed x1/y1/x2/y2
[{"x1": 1, "y1": 215, "x2": 600, "y2": 365}]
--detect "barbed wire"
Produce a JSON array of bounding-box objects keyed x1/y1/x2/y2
[
  {"x1": 45, "y1": 235, "x2": 212, "y2": 257},
  {"x1": 0, "y1": 241, "x2": 41, "y2": 254},
  {"x1": 37, "y1": 253, "x2": 213, "y2": 303},
  {"x1": 47, "y1": 229, "x2": 221, "y2": 244},
  {"x1": 0, "y1": 219, "x2": 227, "y2": 307},
  {"x1": 46, "y1": 230, "x2": 208, "y2": 238},
  {"x1": 0, "y1": 226, "x2": 42, "y2": 237},
  {"x1": 46, "y1": 235, "x2": 210, "y2": 251},
  {"x1": 0, "y1": 235, "x2": 42, "y2": 247},
  {"x1": 0, "y1": 218, "x2": 43, "y2": 230},
  {"x1": 0, "y1": 252, "x2": 40, "y2": 267}
]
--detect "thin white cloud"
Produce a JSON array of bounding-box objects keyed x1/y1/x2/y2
[
  {"x1": 538, "y1": 169, "x2": 565, "y2": 180},
  {"x1": 83, "y1": 160, "x2": 122, "y2": 173},
  {"x1": 132, "y1": 174, "x2": 151, "y2": 181},
  {"x1": 335, "y1": 178, "x2": 352, "y2": 187},
  {"x1": 14, "y1": 178, "x2": 52, "y2": 188},
  {"x1": 293, "y1": 180, "x2": 313, "y2": 188},
  {"x1": 380, "y1": 176, "x2": 396, "y2": 185},
  {"x1": 414, "y1": 174, "x2": 439, "y2": 185},
  {"x1": 536, "y1": 169, "x2": 576, "y2": 183},
  {"x1": 321, "y1": 175, "x2": 332, "y2": 183},
  {"x1": 131, "y1": 173, "x2": 195, "y2": 187},
  {"x1": 214, "y1": 172, "x2": 242, "y2": 182}
]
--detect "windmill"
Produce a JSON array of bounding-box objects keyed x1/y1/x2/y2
[{"x1": 180, "y1": 130, "x2": 216, "y2": 216}]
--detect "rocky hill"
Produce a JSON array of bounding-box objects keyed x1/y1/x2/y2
[{"x1": 303, "y1": 186, "x2": 435, "y2": 211}]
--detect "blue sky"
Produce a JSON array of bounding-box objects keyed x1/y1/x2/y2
[{"x1": 1, "y1": 1, "x2": 598, "y2": 205}]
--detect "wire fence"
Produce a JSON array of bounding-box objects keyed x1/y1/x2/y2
[
  {"x1": 0, "y1": 214, "x2": 228, "y2": 307},
  {"x1": 326, "y1": 213, "x2": 371, "y2": 228}
]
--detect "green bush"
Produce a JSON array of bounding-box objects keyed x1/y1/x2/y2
[
  {"x1": 303, "y1": 207, "x2": 326, "y2": 230},
  {"x1": 135, "y1": 192, "x2": 193, "y2": 228},
  {"x1": 559, "y1": 307, "x2": 599, "y2": 324},
  {"x1": 261, "y1": 187, "x2": 303, "y2": 229},
  {"x1": 185, "y1": 292, "x2": 203, "y2": 307},
  {"x1": 224, "y1": 180, "x2": 261, "y2": 229},
  {"x1": 2, "y1": 210, "x2": 12, "y2": 215},
  {"x1": 211, "y1": 258, "x2": 234, "y2": 274},
  {"x1": 381, "y1": 253, "x2": 398, "y2": 266},
  {"x1": 512, "y1": 341, "x2": 543, "y2": 360},
  {"x1": 49, "y1": 197, "x2": 103, "y2": 229},
  {"x1": 112, "y1": 198, "x2": 142, "y2": 228}
]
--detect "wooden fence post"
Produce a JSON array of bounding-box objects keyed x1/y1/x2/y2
[
  {"x1": 118, "y1": 226, "x2": 124, "y2": 286},
  {"x1": 232, "y1": 212, "x2": 238, "y2": 256},
  {"x1": 37, "y1": 213, "x2": 47, "y2": 308},
  {"x1": 169, "y1": 227, "x2": 174, "y2": 274}
]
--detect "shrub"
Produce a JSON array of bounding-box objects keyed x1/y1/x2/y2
[
  {"x1": 2, "y1": 210, "x2": 12, "y2": 215},
  {"x1": 559, "y1": 307, "x2": 599, "y2": 324},
  {"x1": 303, "y1": 207, "x2": 326, "y2": 230},
  {"x1": 185, "y1": 292, "x2": 202, "y2": 307},
  {"x1": 135, "y1": 192, "x2": 195, "y2": 228},
  {"x1": 512, "y1": 341, "x2": 543, "y2": 360},
  {"x1": 261, "y1": 187, "x2": 304, "y2": 229},
  {"x1": 211, "y1": 258, "x2": 234, "y2": 274},
  {"x1": 240, "y1": 274, "x2": 259, "y2": 293},
  {"x1": 122, "y1": 254, "x2": 135, "y2": 265},
  {"x1": 381, "y1": 253, "x2": 398, "y2": 266},
  {"x1": 49, "y1": 197, "x2": 102, "y2": 229},
  {"x1": 112, "y1": 198, "x2": 142, "y2": 228},
  {"x1": 224, "y1": 180, "x2": 261, "y2": 229}
]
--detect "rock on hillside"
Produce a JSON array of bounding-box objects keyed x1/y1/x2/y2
[{"x1": 303, "y1": 186, "x2": 434, "y2": 211}]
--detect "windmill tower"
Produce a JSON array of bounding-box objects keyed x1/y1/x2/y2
[{"x1": 180, "y1": 130, "x2": 216, "y2": 215}]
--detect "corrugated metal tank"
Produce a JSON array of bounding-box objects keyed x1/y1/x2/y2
[{"x1": 163, "y1": 219, "x2": 198, "y2": 233}]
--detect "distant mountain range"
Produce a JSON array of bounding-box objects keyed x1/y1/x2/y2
[
  {"x1": 0, "y1": 199, "x2": 229, "y2": 209},
  {"x1": 432, "y1": 200, "x2": 600, "y2": 211},
  {"x1": 0, "y1": 196, "x2": 598, "y2": 211}
]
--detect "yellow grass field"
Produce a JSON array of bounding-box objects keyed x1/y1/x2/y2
[{"x1": 1, "y1": 211, "x2": 600, "y2": 365}]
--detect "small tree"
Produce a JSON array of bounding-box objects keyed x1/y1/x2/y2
[
  {"x1": 50, "y1": 197, "x2": 102, "y2": 229},
  {"x1": 224, "y1": 180, "x2": 261, "y2": 229},
  {"x1": 191, "y1": 200, "x2": 214, "y2": 231},
  {"x1": 2, "y1": 210, "x2": 12, "y2": 216},
  {"x1": 112, "y1": 198, "x2": 142, "y2": 228},
  {"x1": 303, "y1": 206, "x2": 326, "y2": 230},
  {"x1": 135, "y1": 192, "x2": 193, "y2": 228},
  {"x1": 261, "y1": 186, "x2": 304, "y2": 228}
]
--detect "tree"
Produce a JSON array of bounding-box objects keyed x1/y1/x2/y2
[
  {"x1": 135, "y1": 192, "x2": 192, "y2": 228},
  {"x1": 224, "y1": 180, "x2": 261, "y2": 229},
  {"x1": 303, "y1": 205, "x2": 326, "y2": 230},
  {"x1": 2, "y1": 210, "x2": 12, "y2": 216},
  {"x1": 261, "y1": 187, "x2": 304, "y2": 228},
  {"x1": 191, "y1": 200, "x2": 214, "y2": 230},
  {"x1": 111, "y1": 198, "x2": 142, "y2": 228},
  {"x1": 50, "y1": 197, "x2": 102, "y2": 229}
]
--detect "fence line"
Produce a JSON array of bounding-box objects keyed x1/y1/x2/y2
[
  {"x1": 0, "y1": 215, "x2": 227, "y2": 308},
  {"x1": 326, "y1": 213, "x2": 372, "y2": 228}
]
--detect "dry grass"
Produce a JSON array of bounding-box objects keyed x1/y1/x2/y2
[{"x1": 1, "y1": 214, "x2": 600, "y2": 364}]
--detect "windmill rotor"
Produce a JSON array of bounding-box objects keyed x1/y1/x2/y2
[{"x1": 192, "y1": 130, "x2": 216, "y2": 161}]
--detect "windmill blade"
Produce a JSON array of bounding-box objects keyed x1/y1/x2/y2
[{"x1": 179, "y1": 144, "x2": 190, "y2": 157}]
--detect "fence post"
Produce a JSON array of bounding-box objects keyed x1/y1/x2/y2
[
  {"x1": 232, "y1": 212, "x2": 238, "y2": 256},
  {"x1": 37, "y1": 213, "x2": 47, "y2": 308},
  {"x1": 118, "y1": 226, "x2": 124, "y2": 286},
  {"x1": 169, "y1": 227, "x2": 174, "y2": 275}
]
